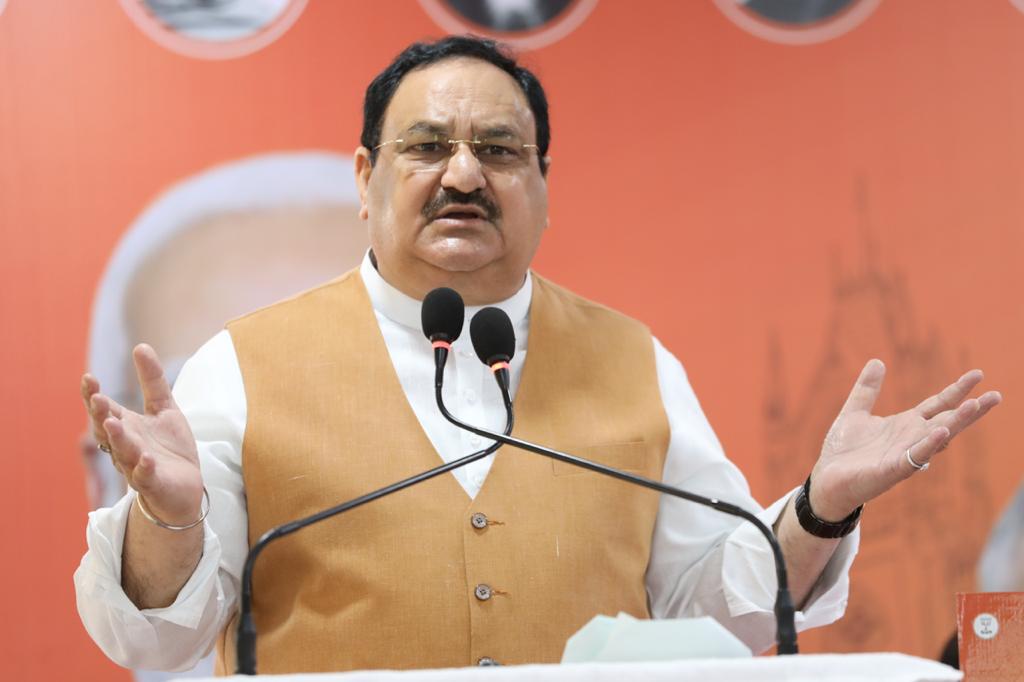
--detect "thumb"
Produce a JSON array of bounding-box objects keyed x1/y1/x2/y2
[{"x1": 840, "y1": 359, "x2": 886, "y2": 415}]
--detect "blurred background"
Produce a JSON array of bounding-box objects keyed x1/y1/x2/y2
[{"x1": 1, "y1": 1, "x2": 1022, "y2": 679}]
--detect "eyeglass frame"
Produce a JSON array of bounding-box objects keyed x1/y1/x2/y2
[{"x1": 372, "y1": 133, "x2": 540, "y2": 169}]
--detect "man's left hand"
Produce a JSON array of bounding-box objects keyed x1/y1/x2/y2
[{"x1": 808, "y1": 359, "x2": 1002, "y2": 521}]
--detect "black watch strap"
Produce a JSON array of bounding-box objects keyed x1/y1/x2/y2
[{"x1": 794, "y1": 476, "x2": 862, "y2": 539}]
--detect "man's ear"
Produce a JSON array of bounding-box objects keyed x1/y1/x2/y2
[
  {"x1": 542, "y1": 155, "x2": 552, "y2": 179},
  {"x1": 354, "y1": 147, "x2": 373, "y2": 220}
]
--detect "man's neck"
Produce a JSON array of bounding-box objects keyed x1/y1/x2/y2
[{"x1": 370, "y1": 250, "x2": 527, "y2": 306}]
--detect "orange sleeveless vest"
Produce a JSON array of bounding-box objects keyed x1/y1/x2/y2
[{"x1": 218, "y1": 270, "x2": 670, "y2": 673}]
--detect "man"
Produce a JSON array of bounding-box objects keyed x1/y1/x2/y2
[{"x1": 75, "y1": 36, "x2": 1000, "y2": 674}]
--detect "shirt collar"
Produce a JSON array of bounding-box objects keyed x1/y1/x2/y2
[{"x1": 359, "y1": 251, "x2": 533, "y2": 338}]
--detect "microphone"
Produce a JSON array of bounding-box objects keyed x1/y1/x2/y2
[
  {"x1": 234, "y1": 288, "x2": 511, "y2": 675},
  {"x1": 433, "y1": 307, "x2": 799, "y2": 656},
  {"x1": 422, "y1": 287, "x2": 473, "y2": 393},
  {"x1": 470, "y1": 306, "x2": 515, "y2": 395},
  {"x1": 422, "y1": 286, "x2": 465, "y2": 346}
]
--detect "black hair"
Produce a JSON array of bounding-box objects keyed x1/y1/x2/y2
[{"x1": 361, "y1": 35, "x2": 549, "y2": 175}]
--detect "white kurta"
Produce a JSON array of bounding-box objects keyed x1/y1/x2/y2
[{"x1": 74, "y1": 255, "x2": 858, "y2": 672}]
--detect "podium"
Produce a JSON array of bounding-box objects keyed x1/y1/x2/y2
[{"x1": 181, "y1": 653, "x2": 960, "y2": 681}]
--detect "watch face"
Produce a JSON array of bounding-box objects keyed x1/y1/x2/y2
[
  {"x1": 418, "y1": 0, "x2": 599, "y2": 50},
  {"x1": 119, "y1": 0, "x2": 309, "y2": 60},
  {"x1": 713, "y1": 0, "x2": 881, "y2": 45}
]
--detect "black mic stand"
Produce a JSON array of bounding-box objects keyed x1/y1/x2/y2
[
  {"x1": 435, "y1": 367, "x2": 799, "y2": 656},
  {"x1": 235, "y1": 344, "x2": 513, "y2": 675}
]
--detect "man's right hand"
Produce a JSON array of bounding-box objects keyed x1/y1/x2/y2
[
  {"x1": 82, "y1": 343, "x2": 206, "y2": 609},
  {"x1": 81, "y1": 344, "x2": 203, "y2": 525}
]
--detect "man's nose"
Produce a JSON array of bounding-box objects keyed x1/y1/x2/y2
[{"x1": 440, "y1": 142, "x2": 486, "y2": 194}]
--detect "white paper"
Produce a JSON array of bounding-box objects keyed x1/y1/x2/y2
[{"x1": 561, "y1": 613, "x2": 752, "y2": 663}]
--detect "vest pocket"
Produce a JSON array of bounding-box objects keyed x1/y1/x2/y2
[{"x1": 551, "y1": 440, "x2": 648, "y2": 477}]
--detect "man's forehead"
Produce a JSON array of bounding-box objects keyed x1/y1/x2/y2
[{"x1": 382, "y1": 58, "x2": 535, "y2": 137}]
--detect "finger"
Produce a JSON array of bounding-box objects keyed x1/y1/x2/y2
[
  {"x1": 102, "y1": 417, "x2": 142, "y2": 478},
  {"x1": 915, "y1": 370, "x2": 984, "y2": 419},
  {"x1": 90, "y1": 393, "x2": 124, "y2": 419},
  {"x1": 978, "y1": 390, "x2": 1003, "y2": 411},
  {"x1": 133, "y1": 344, "x2": 175, "y2": 415},
  {"x1": 88, "y1": 394, "x2": 112, "y2": 445},
  {"x1": 80, "y1": 374, "x2": 100, "y2": 408},
  {"x1": 933, "y1": 390, "x2": 1003, "y2": 442},
  {"x1": 89, "y1": 394, "x2": 125, "y2": 446},
  {"x1": 904, "y1": 426, "x2": 951, "y2": 474},
  {"x1": 840, "y1": 359, "x2": 886, "y2": 415},
  {"x1": 929, "y1": 398, "x2": 981, "y2": 436}
]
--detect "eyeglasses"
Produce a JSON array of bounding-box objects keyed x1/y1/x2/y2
[{"x1": 374, "y1": 131, "x2": 539, "y2": 170}]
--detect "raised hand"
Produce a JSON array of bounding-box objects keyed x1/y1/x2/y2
[
  {"x1": 81, "y1": 344, "x2": 203, "y2": 525},
  {"x1": 808, "y1": 359, "x2": 1002, "y2": 521}
]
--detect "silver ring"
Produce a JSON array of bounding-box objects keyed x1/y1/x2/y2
[
  {"x1": 905, "y1": 448, "x2": 929, "y2": 472},
  {"x1": 98, "y1": 442, "x2": 112, "y2": 454}
]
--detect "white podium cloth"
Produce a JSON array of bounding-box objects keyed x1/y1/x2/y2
[{"x1": 182, "y1": 653, "x2": 960, "y2": 682}]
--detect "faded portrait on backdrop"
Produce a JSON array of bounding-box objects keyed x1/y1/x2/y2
[{"x1": 80, "y1": 152, "x2": 367, "y2": 681}]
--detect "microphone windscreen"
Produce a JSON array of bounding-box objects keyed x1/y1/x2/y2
[
  {"x1": 421, "y1": 287, "x2": 465, "y2": 342},
  {"x1": 470, "y1": 307, "x2": 516, "y2": 366}
]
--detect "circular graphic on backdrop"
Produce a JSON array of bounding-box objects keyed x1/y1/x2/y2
[
  {"x1": 119, "y1": 0, "x2": 308, "y2": 60},
  {"x1": 419, "y1": 0, "x2": 598, "y2": 50},
  {"x1": 0, "y1": 0, "x2": 6, "y2": 19},
  {"x1": 1011, "y1": 0, "x2": 1024, "y2": 15},
  {"x1": 713, "y1": 0, "x2": 881, "y2": 46}
]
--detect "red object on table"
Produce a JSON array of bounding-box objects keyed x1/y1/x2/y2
[{"x1": 956, "y1": 592, "x2": 1024, "y2": 681}]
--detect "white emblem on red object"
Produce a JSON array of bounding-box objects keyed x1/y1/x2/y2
[{"x1": 973, "y1": 612, "x2": 1000, "y2": 640}]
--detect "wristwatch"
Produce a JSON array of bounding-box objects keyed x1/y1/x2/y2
[{"x1": 794, "y1": 476, "x2": 862, "y2": 539}]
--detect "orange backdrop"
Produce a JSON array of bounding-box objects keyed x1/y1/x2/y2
[{"x1": 1, "y1": 1, "x2": 1022, "y2": 679}]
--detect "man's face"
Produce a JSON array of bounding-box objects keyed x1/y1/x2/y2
[{"x1": 356, "y1": 57, "x2": 549, "y2": 303}]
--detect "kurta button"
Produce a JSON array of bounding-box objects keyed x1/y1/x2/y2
[
  {"x1": 470, "y1": 512, "x2": 488, "y2": 529},
  {"x1": 478, "y1": 657, "x2": 500, "y2": 666},
  {"x1": 474, "y1": 584, "x2": 492, "y2": 601}
]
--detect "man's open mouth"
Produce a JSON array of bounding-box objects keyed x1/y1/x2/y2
[{"x1": 433, "y1": 204, "x2": 489, "y2": 221}]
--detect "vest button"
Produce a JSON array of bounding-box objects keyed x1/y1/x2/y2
[
  {"x1": 470, "y1": 512, "x2": 488, "y2": 529},
  {"x1": 477, "y1": 657, "x2": 500, "y2": 666},
  {"x1": 474, "y1": 584, "x2": 492, "y2": 601}
]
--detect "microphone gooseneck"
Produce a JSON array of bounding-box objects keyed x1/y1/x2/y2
[
  {"x1": 446, "y1": 307, "x2": 799, "y2": 656},
  {"x1": 235, "y1": 291, "x2": 511, "y2": 675}
]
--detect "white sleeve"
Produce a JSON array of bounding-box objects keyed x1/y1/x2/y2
[
  {"x1": 74, "y1": 330, "x2": 249, "y2": 671},
  {"x1": 645, "y1": 337, "x2": 859, "y2": 654}
]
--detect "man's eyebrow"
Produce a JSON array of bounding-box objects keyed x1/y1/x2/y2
[
  {"x1": 401, "y1": 122, "x2": 524, "y2": 139},
  {"x1": 477, "y1": 125, "x2": 521, "y2": 139},
  {"x1": 404, "y1": 121, "x2": 449, "y2": 135}
]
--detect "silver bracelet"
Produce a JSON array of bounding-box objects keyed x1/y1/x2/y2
[{"x1": 135, "y1": 487, "x2": 210, "y2": 531}]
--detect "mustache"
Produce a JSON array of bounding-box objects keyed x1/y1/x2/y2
[{"x1": 422, "y1": 189, "x2": 501, "y2": 223}]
